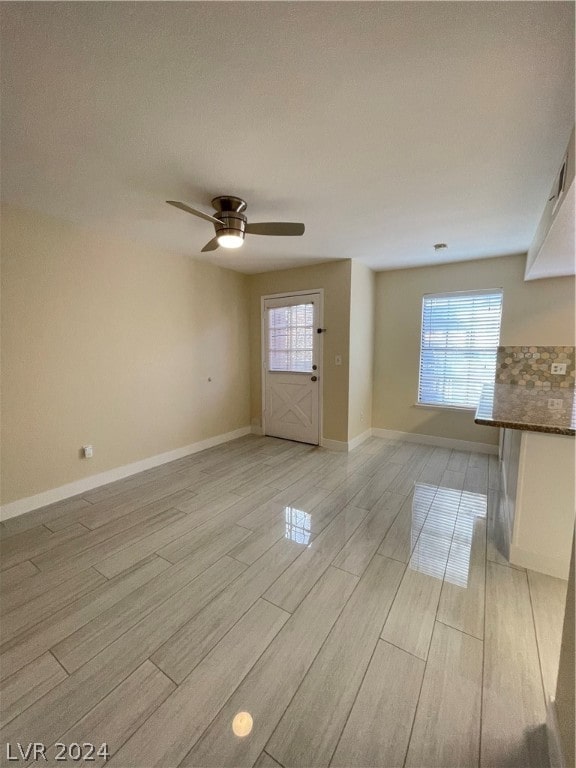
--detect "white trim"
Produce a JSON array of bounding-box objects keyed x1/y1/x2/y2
[
  {"x1": 413, "y1": 403, "x2": 476, "y2": 413},
  {"x1": 509, "y1": 543, "x2": 569, "y2": 580},
  {"x1": 546, "y1": 697, "x2": 567, "y2": 768},
  {"x1": 371, "y1": 428, "x2": 498, "y2": 455},
  {"x1": 260, "y1": 288, "x2": 325, "y2": 300},
  {"x1": 320, "y1": 437, "x2": 348, "y2": 452},
  {"x1": 260, "y1": 289, "x2": 324, "y2": 446},
  {"x1": 499, "y1": 450, "x2": 513, "y2": 553},
  {"x1": 251, "y1": 429, "x2": 371, "y2": 453},
  {"x1": 348, "y1": 429, "x2": 372, "y2": 451},
  {"x1": 0, "y1": 426, "x2": 251, "y2": 521},
  {"x1": 422, "y1": 288, "x2": 504, "y2": 300},
  {"x1": 253, "y1": 429, "x2": 368, "y2": 453},
  {"x1": 500, "y1": 430, "x2": 509, "y2": 534}
]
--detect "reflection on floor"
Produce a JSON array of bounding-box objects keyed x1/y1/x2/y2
[
  {"x1": 284, "y1": 506, "x2": 312, "y2": 546},
  {"x1": 0, "y1": 435, "x2": 569, "y2": 768},
  {"x1": 408, "y1": 484, "x2": 487, "y2": 587}
]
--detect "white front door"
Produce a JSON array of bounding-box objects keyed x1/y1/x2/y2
[{"x1": 263, "y1": 292, "x2": 321, "y2": 445}]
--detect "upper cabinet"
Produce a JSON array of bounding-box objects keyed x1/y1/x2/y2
[{"x1": 525, "y1": 127, "x2": 575, "y2": 281}]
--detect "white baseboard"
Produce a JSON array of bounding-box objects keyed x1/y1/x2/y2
[
  {"x1": 509, "y1": 543, "x2": 569, "y2": 580},
  {"x1": 371, "y1": 428, "x2": 498, "y2": 455},
  {"x1": 254, "y1": 426, "x2": 347, "y2": 452},
  {"x1": 254, "y1": 425, "x2": 349, "y2": 452},
  {"x1": 546, "y1": 697, "x2": 566, "y2": 768},
  {"x1": 348, "y1": 429, "x2": 372, "y2": 451},
  {"x1": 0, "y1": 426, "x2": 252, "y2": 521},
  {"x1": 320, "y1": 437, "x2": 348, "y2": 452},
  {"x1": 321, "y1": 429, "x2": 370, "y2": 452},
  {"x1": 255, "y1": 425, "x2": 494, "y2": 456}
]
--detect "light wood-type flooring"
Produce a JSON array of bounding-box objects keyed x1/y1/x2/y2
[{"x1": 0, "y1": 435, "x2": 568, "y2": 767}]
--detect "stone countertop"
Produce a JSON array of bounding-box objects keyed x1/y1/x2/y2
[{"x1": 475, "y1": 383, "x2": 575, "y2": 436}]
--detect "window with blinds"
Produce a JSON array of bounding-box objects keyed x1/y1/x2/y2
[
  {"x1": 418, "y1": 290, "x2": 503, "y2": 408},
  {"x1": 268, "y1": 303, "x2": 314, "y2": 372}
]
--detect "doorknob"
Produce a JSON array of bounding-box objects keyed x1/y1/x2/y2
[
  {"x1": 312, "y1": 364, "x2": 317, "y2": 370},
  {"x1": 311, "y1": 376, "x2": 318, "y2": 382}
]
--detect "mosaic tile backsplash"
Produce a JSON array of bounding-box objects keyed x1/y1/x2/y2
[{"x1": 496, "y1": 346, "x2": 575, "y2": 388}]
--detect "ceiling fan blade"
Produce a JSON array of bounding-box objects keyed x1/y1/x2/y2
[
  {"x1": 201, "y1": 237, "x2": 220, "y2": 252},
  {"x1": 166, "y1": 200, "x2": 222, "y2": 226},
  {"x1": 245, "y1": 222, "x2": 305, "y2": 236}
]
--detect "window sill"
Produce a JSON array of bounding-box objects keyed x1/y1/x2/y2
[{"x1": 413, "y1": 402, "x2": 477, "y2": 413}]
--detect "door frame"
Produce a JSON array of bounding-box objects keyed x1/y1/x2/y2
[{"x1": 260, "y1": 288, "x2": 324, "y2": 445}]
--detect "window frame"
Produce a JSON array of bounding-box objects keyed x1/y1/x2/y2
[{"x1": 416, "y1": 288, "x2": 503, "y2": 411}]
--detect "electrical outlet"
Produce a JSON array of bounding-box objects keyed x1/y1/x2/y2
[
  {"x1": 82, "y1": 445, "x2": 94, "y2": 459},
  {"x1": 551, "y1": 362, "x2": 567, "y2": 375},
  {"x1": 335, "y1": 355, "x2": 342, "y2": 366},
  {"x1": 547, "y1": 399, "x2": 564, "y2": 410}
]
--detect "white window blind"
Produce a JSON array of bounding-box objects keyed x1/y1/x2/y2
[
  {"x1": 268, "y1": 303, "x2": 314, "y2": 372},
  {"x1": 418, "y1": 290, "x2": 503, "y2": 408}
]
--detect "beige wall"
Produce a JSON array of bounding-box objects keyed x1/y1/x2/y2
[
  {"x1": 373, "y1": 254, "x2": 576, "y2": 445},
  {"x1": 1, "y1": 206, "x2": 251, "y2": 504},
  {"x1": 348, "y1": 261, "x2": 374, "y2": 441},
  {"x1": 248, "y1": 260, "x2": 351, "y2": 443}
]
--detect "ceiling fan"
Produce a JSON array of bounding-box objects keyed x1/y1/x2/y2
[{"x1": 167, "y1": 196, "x2": 305, "y2": 252}]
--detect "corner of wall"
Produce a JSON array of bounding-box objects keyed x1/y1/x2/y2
[{"x1": 348, "y1": 260, "x2": 375, "y2": 441}]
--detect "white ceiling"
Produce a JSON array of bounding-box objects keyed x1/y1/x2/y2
[{"x1": 1, "y1": 2, "x2": 574, "y2": 274}]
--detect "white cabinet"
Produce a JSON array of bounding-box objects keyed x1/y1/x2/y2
[{"x1": 501, "y1": 428, "x2": 575, "y2": 579}]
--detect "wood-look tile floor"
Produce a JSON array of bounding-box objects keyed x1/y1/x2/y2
[{"x1": 0, "y1": 435, "x2": 568, "y2": 767}]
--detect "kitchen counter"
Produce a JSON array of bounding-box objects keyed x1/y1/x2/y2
[
  {"x1": 475, "y1": 383, "x2": 575, "y2": 436},
  {"x1": 474, "y1": 382, "x2": 574, "y2": 579}
]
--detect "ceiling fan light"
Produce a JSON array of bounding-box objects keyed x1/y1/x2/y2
[{"x1": 217, "y1": 233, "x2": 244, "y2": 249}]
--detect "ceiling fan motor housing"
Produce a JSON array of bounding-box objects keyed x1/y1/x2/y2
[
  {"x1": 212, "y1": 196, "x2": 247, "y2": 241},
  {"x1": 214, "y1": 211, "x2": 247, "y2": 240},
  {"x1": 166, "y1": 195, "x2": 305, "y2": 251}
]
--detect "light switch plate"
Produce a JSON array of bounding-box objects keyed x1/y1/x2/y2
[{"x1": 551, "y1": 362, "x2": 567, "y2": 375}]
